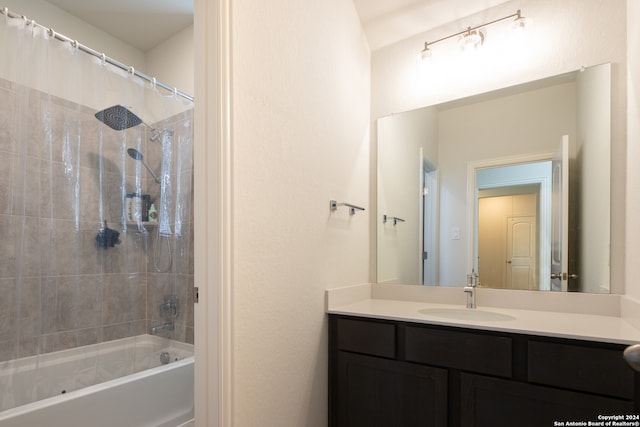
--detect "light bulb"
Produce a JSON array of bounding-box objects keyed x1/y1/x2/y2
[
  {"x1": 510, "y1": 12, "x2": 532, "y2": 34},
  {"x1": 419, "y1": 43, "x2": 432, "y2": 62},
  {"x1": 458, "y1": 30, "x2": 484, "y2": 52}
]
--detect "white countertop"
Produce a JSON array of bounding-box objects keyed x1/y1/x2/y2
[{"x1": 326, "y1": 284, "x2": 640, "y2": 345}]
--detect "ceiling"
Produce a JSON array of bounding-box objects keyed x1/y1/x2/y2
[
  {"x1": 44, "y1": 0, "x2": 194, "y2": 52},
  {"x1": 43, "y1": 0, "x2": 510, "y2": 52}
]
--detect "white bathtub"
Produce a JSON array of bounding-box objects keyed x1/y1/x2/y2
[{"x1": 0, "y1": 335, "x2": 194, "y2": 427}]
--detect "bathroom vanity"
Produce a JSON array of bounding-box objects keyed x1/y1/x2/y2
[{"x1": 327, "y1": 286, "x2": 640, "y2": 427}]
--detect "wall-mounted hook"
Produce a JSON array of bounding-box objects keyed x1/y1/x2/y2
[
  {"x1": 383, "y1": 214, "x2": 405, "y2": 226},
  {"x1": 330, "y1": 200, "x2": 365, "y2": 216}
]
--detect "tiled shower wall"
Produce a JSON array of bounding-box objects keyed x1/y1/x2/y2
[{"x1": 0, "y1": 78, "x2": 194, "y2": 362}]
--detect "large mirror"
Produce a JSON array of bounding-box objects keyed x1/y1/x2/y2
[{"x1": 377, "y1": 63, "x2": 611, "y2": 293}]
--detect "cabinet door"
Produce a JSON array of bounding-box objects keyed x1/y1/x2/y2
[
  {"x1": 336, "y1": 352, "x2": 448, "y2": 427},
  {"x1": 461, "y1": 373, "x2": 635, "y2": 427},
  {"x1": 528, "y1": 340, "x2": 634, "y2": 399}
]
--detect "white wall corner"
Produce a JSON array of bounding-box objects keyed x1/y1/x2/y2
[
  {"x1": 326, "y1": 283, "x2": 373, "y2": 311},
  {"x1": 621, "y1": 295, "x2": 640, "y2": 333}
]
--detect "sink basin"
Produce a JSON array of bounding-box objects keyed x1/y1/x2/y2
[{"x1": 418, "y1": 307, "x2": 516, "y2": 321}]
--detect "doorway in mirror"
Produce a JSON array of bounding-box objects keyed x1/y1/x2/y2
[{"x1": 478, "y1": 190, "x2": 538, "y2": 290}]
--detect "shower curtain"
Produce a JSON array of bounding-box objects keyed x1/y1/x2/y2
[{"x1": 0, "y1": 11, "x2": 194, "y2": 411}]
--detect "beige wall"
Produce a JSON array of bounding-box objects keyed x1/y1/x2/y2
[
  {"x1": 627, "y1": 0, "x2": 640, "y2": 301},
  {"x1": 230, "y1": 0, "x2": 370, "y2": 425},
  {"x1": 146, "y1": 25, "x2": 195, "y2": 96}
]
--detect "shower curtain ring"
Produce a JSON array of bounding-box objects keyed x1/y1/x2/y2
[
  {"x1": 128, "y1": 66, "x2": 135, "y2": 75},
  {"x1": 152, "y1": 77, "x2": 157, "y2": 88},
  {"x1": 48, "y1": 28, "x2": 55, "y2": 39},
  {"x1": 100, "y1": 53, "x2": 106, "y2": 65}
]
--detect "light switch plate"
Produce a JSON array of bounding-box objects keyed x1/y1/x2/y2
[{"x1": 451, "y1": 227, "x2": 461, "y2": 240}]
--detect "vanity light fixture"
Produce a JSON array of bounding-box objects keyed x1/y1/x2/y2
[{"x1": 419, "y1": 9, "x2": 531, "y2": 60}]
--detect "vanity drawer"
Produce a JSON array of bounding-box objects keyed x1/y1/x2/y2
[
  {"x1": 405, "y1": 325, "x2": 512, "y2": 377},
  {"x1": 528, "y1": 340, "x2": 634, "y2": 399},
  {"x1": 337, "y1": 318, "x2": 396, "y2": 358}
]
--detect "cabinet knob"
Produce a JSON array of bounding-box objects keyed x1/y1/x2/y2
[{"x1": 624, "y1": 344, "x2": 640, "y2": 372}]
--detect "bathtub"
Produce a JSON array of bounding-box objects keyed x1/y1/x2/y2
[{"x1": 0, "y1": 335, "x2": 194, "y2": 427}]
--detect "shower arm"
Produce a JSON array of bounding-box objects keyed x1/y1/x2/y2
[{"x1": 148, "y1": 127, "x2": 174, "y2": 142}]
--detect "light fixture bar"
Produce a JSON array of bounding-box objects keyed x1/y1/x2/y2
[{"x1": 421, "y1": 9, "x2": 525, "y2": 52}]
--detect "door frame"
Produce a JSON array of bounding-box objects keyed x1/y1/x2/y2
[
  {"x1": 194, "y1": 0, "x2": 234, "y2": 426},
  {"x1": 467, "y1": 152, "x2": 553, "y2": 290},
  {"x1": 423, "y1": 166, "x2": 439, "y2": 285}
]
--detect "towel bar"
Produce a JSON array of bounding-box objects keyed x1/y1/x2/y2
[{"x1": 330, "y1": 200, "x2": 365, "y2": 215}]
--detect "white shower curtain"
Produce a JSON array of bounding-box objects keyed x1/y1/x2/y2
[{"x1": 0, "y1": 11, "x2": 194, "y2": 411}]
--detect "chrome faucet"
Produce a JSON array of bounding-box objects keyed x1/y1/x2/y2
[
  {"x1": 150, "y1": 321, "x2": 175, "y2": 335},
  {"x1": 150, "y1": 295, "x2": 179, "y2": 335},
  {"x1": 464, "y1": 271, "x2": 478, "y2": 309}
]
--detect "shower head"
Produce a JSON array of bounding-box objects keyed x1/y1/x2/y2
[
  {"x1": 95, "y1": 105, "x2": 143, "y2": 131},
  {"x1": 127, "y1": 148, "x2": 144, "y2": 161},
  {"x1": 127, "y1": 148, "x2": 161, "y2": 184},
  {"x1": 96, "y1": 105, "x2": 175, "y2": 143}
]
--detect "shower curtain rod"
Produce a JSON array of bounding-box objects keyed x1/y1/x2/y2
[{"x1": 1, "y1": 6, "x2": 194, "y2": 103}]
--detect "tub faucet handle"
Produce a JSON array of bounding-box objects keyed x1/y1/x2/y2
[{"x1": 159, "y1": 295, "x2": 179, "y2": 320}]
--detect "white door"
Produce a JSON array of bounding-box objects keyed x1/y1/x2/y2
[
  {"x1": 506, "y1": 216, "x2": 537, "y2": 290},
  {"x1": 423, "y1": 169, "x2": 438, "y2": 285},
  {"x1": 551, "y1": 135, "x2": 569, "y2": 291}
]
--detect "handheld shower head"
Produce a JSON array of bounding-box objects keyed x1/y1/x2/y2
[
  {"x1": 127, "y1": 148, "x2": 143, "y2": 161},
  {"x1": 127, "y1": 148, "x2": 160, "y2": 184}
]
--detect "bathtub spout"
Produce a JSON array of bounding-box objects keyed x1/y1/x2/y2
[{"x1": 150, "y1": 321, "x2": 175, "y2": 335}]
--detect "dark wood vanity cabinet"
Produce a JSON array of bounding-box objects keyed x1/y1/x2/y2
[
  {"x1": 329, "y1": 315, "x2": 639, "y2": 427},
  {"x1": 335, "y1": 352, "x2": 448, "y2": 427}
]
